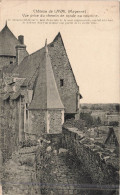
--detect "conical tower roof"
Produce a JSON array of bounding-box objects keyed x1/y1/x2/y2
[
  {"x1": 29, "y1": 40, "x2": 64, "y2": 110},
  {"x1": 0, "y1": 23, "x2": 20, "y2": 56}
]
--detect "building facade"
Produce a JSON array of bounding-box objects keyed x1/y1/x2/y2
[{"x1": 0, "y1": 24, "x2": 82, "y2": 151}]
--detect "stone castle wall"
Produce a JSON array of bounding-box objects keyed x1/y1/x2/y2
[
  {"x1": 49, "y1": 35, "x2": 79, "y2": 115},
  {"x1": 0, "y1": 99, "x2": 20, "y2": 162},
  {"x1": 62, "y1": 127, "x2": 119, "y2": 186}
]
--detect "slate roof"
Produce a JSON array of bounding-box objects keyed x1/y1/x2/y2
[
  {"x1": 0, "y1": 23, "x2": 29, "y2": 57},
  {"x1": 11, "y1": 32, "x2": 78, "y2": 111},
  {"x1": 12, "y1": 32, "x2": 77, "y2": 87},
  {"x1": 29, "y1": 41, "x2": 64, "y2": 110},
  {"x1": 13, "y1": 47, "x2": 45, "y2": 87},
  {"x1": 2, "y1": 93, "x2": 10, "y2": 100},
  {"x1": 0, "y1": 24, "x2": 20, "y2": 56}
]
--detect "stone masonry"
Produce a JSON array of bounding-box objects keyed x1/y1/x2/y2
[
  {"x1": 0, "y1": 57, "x2": 16, "y2": 69},
  {"x1": 49, "y1": 33, "x2": 80, "y2": 116},
  {"x1": 62, "y1": 127, "x2": 119, "y2": 190}
]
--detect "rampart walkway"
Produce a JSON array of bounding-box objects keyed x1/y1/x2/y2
[
  {"x1": 1, "y1": 126, "x2": 119, "y2": 195},
  {"x1": 1, "y1": 146, "x2": 97, "y2": 195}
]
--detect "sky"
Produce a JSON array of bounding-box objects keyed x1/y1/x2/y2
[{"x1": 0, "y1": 0, "x2": 119, "y2": 103}]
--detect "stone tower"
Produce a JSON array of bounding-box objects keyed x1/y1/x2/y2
[{"x1": 27, "y1": 40, "x2": 64, "y2": 139}]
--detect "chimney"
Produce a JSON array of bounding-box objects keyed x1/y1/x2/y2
[
  {"x1": 16, "y1": 35, "x2": 28, "y2": 65},
  {"x1": 18, "y1": 35, "x2": 24, "y2": 44}
]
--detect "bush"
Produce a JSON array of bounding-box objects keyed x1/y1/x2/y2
[
  {"x1": 109, "y1": 121, "x2": 119, "y2": 127},
  {"x1": 94, "y1": 117, "x2": 101, "y2": 126},
  {"x1": 115, "y1": 104, "x2": 119, "y2": 112},
  {"x1": 81, "y1": 106, "x2": 88, "y2": 109},
  {"x1": 80, "y1": 112, "x2": 94, "y2": 128}
]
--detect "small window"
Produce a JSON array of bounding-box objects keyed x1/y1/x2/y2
[
  {"x1": 60, "y1": 79, "x2": 64, "y2": 87},
  {"x1": 10, "y1": 61, "x2": 13, "y2": 64},
  {"x1": 26, "y1": 103, "x2": 28, "y2": 120},
  {"x1": 50, "y1": 43, "x2": 54, "y2": 47}
]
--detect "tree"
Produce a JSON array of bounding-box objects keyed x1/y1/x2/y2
[
  {"x1": 81, "y1": 106, "x2": 88, "y2": 109},
  {"x1": 115, "y1": 104, "x2": 119, "y2": 113},
  {"x1": 94, "y1": 117, "x2": 101, "y2": 126},
  {"x1": 80, "y1": 112, "x2": 94, "y2": 128}
]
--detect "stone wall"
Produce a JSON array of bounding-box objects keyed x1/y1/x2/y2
[
  {"x1": 49, "y1": 34, "x2": 79, "y2": 115},
  {"x1": 0, "y1": 56, "x2": 16, "y2": 69},
  {"x1": 35, "y1": 143, "x2": 54, "y2": 194},
  {"x1": 0, "y1": 95, "x2": 28, "y2": 162},
  {"x1": 62, "y1": 127, "x2": 119, "y2": 187},
  {"x1": 48, "y1": 110, "x2": 63, "y2": 134},
  {"x1": 35, "y1": 135, "x2": 62, "y2": 194},
  {"x1": 28, "y1": 109, "x2": 63, "y2": 137},
  {"x1": 28, "y1": 110, "x2": 46, "y2": 138},
  {"x1": 0, "y1": 99, "x2": 20, "y2": 162}
]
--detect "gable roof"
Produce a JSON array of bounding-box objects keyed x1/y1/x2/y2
[
  {"x1": 12, "y1": 32, "x2": 78, "y2": 87},
  {"x1": 0, "y1": 24, "x2": 20, "y2": 56},
  {"x1": 29, "y1": 41, "x2": 64, "y2": 110},
  {"x1": 12, "y1": 32, "x2": 78, "y2": 112}
]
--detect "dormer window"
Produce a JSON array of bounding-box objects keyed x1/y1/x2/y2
[{"x1": 60, "y1": 79, "x2": 64, "y2": 87}]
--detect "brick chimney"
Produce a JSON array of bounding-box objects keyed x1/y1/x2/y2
[
  {"x1": 16, "y1": 35, "x2": 28, "y2": 65},
  {"x1": 18, "y1": 35, "x2": 24, "y2": 44}
]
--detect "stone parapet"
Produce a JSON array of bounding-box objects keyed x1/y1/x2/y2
[{"x1": 62, "y1": 127, "x2": 119, "y2": 188}]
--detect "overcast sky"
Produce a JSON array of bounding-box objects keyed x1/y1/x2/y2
[{"x1": 0, "y1": 0, "x2": 119, "y2": 103}]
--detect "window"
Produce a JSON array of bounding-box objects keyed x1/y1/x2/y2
[
  {"x1": 60, "y1": 79, "x2": 64, "y2": 87},
  {"x1": 10, "y1": 61, "x2": 13, "y2": 64},
  {"x1": 50, "y1": 43, "x2": 54, "y2": 47},
  {"x1": 26, "y1": 103, "x2": 28, "y2": 120}
]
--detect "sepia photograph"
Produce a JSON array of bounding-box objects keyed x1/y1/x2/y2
[{"x1": 0, "y1": 1, "x2": 119, "y2": 195}]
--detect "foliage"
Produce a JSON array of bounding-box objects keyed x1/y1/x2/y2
[
  {"x1": 115, "y1": 104, "x2": 119, "y2": 112},
  {"x1": 80, "y1": 112, "x2": 94, "y2": 128},
  {"x1": 93, "y1": 117, "x2": 101, "y2": 126},
  {"x1": 80, "y1": 113, "x2": 102, "y2": 128},
  {"x1": 109, "y1": 121, "x2": 119, "y2": 127},
  {"x1": 81, "y1": 106, "x2": 88, "y2": 109},
  {"x1": 90, "y1": 106, "x2": 102, "y2": 110}
]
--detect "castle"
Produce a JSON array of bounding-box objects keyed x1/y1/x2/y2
[{"x1": 0, "y1": 23, "x2": 82, "y2": 154}]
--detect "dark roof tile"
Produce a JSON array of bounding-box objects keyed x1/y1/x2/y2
[
  {"x1": 29, "y1": 43, "x2": 64, "y2": 110},
  {"x1": 0, "y1": 24, "x2": 28, "y2": 57},
  {"x1": 0, "y1": 24, "x2": 20, "y2": 56}
]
